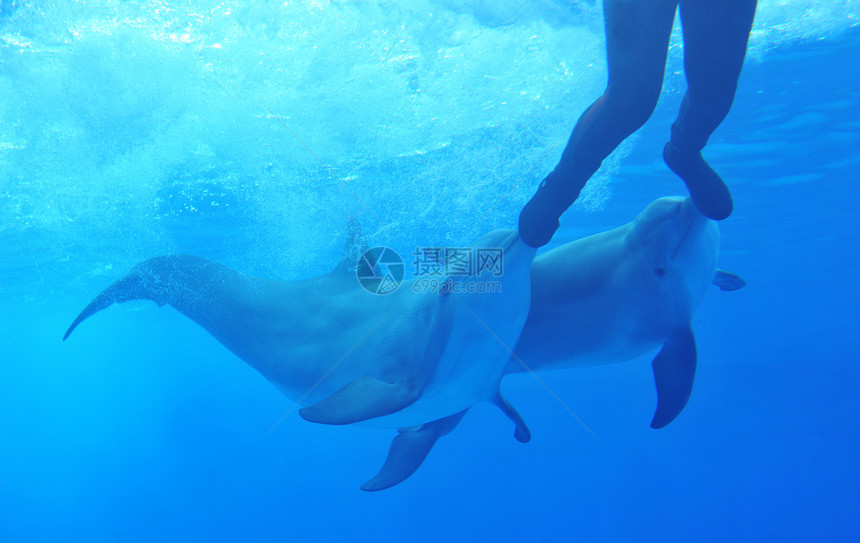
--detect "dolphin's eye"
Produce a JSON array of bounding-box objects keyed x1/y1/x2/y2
[{"x1": 654, "y1": 267, "x2": 667, "y2": 279}]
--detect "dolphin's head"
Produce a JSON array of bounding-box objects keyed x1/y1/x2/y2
[{"x1": 627, "y1": 196, "x2": 719, "y2": 306}]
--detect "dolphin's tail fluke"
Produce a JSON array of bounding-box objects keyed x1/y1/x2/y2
[
  {"x1": 63, "y1": 255, "x2": 214, "y2": 341},
  {"x1": 63, "y1": 285, "x2": 125, "y2": 340},
  {"x1": 64, "y1": 259, "x2": 159, "y2": 340}
]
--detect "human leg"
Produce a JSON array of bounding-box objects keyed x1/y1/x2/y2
[
  {"x1": 519, "y1": 0, "x2": 679, "y2": 248},
  {"x1": 665, "y1": 0, "x2": 758, "y2": 220}
]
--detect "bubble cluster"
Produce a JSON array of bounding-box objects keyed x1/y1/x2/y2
[{"x1": 0, "y1": 0, "x2": 853, "y2": 297}]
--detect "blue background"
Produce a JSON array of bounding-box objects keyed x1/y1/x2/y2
[{"x1": 1, "y1": 1, "x2": 858, "y2": 541}]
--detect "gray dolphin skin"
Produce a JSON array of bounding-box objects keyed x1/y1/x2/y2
[{"x1": 63, "y1": 197, "x2": 744, "y2": 490}]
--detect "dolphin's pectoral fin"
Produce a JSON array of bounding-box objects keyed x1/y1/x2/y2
[
  {"x1": 360, "y1": 410, "x2": 468, "y2": 492},
  {"x1": 491, "y1": 391, "x2": 531, "y2": 443},
  {"x1": 299, "y1": 376, "x2": 419, "y2": 425},
  {"x1": 650, "y1": 326, "x2": 697, "y2": 429},
  {"x1": 711, "y1": 269, "x2": 747, "y2": 291}
]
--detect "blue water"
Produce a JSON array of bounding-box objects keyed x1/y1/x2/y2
[{"x1": 2, "y1": 1, "x2": 859, "y2": 541}]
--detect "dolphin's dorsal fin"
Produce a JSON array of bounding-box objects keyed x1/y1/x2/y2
[
  {"x1": 299, "y1": 376, "x2": 419, "y2": 425},
  {"x1": 334, "y1": 216, "x2": 370, "y2": 273},
  {"x1": 491, "y1": 391, "x2": 531, "y2": 443},
  {"x1": 712, "y1": 269, "x2": 746, "y2": 291},
  {"x1": 360, "y1": 410, "x2": 468, "y2": 491},
  {"x1": 650, "y1": 325, "x2": 697, "y2": 429}
]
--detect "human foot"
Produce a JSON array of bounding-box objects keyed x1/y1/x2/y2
[
  {"x1": 663, "y1": 142, "x2": 733, "y2": 220},
  {"x1": 518, "y1": 178, "x2": 573, "y2": 248}
]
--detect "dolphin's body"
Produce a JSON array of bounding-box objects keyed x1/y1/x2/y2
[
  {"x1": 64, "y1": 228, "x2": 536, "y2": 490},
  {"x1": 63, "y1": 197, "x2": 743, "y2": 490}
]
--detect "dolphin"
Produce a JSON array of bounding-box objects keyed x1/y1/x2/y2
[
  {"x1": 369, "y1": 196, "x2": 745, "y2": 485},
  {"x1": 63, "y1": 226, "x2": 536, "y2": 490},
  {"x1": 63, "y1": 196, "x2": 744, "y2": 490},
  {"x1": 512, "y1": 196, "x2": 744, "y2": 426}
]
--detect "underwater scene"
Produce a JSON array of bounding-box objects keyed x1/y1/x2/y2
[{"x1": 1, "y1": 1, "x2": 858, "y2": 541}]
